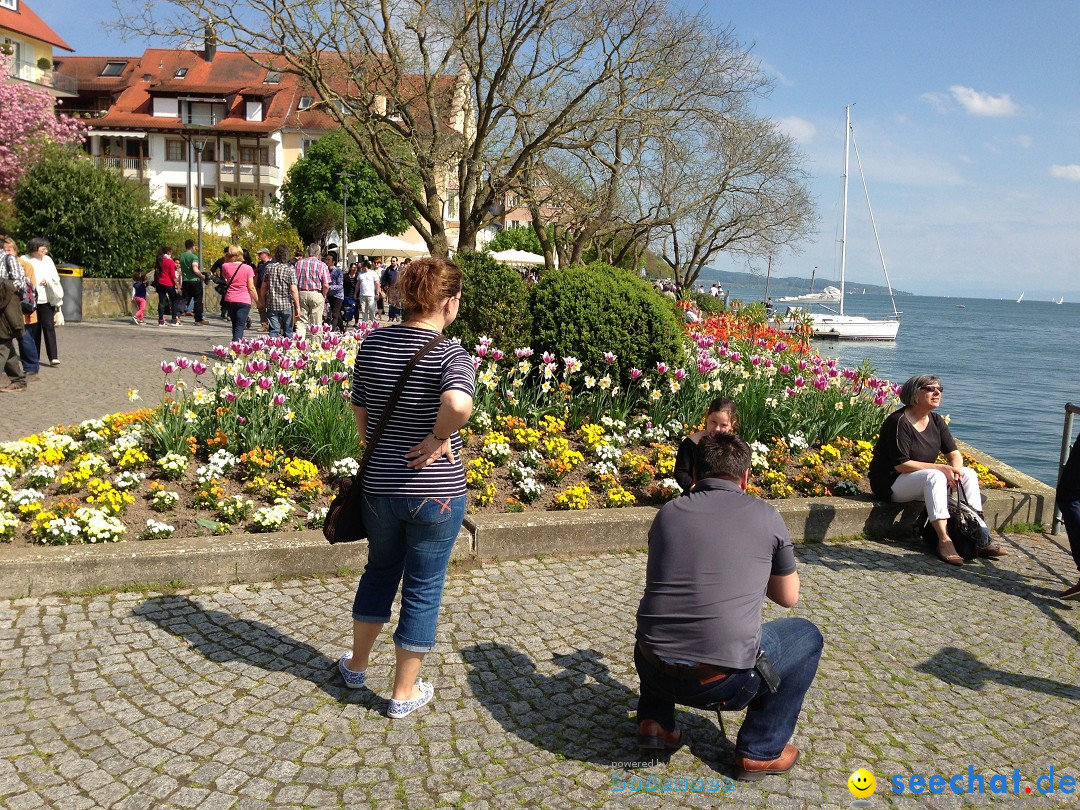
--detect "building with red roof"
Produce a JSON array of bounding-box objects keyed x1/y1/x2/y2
[
  {"x1": 0, "y1": 0, "x2": 76, "y2": 97},
  {"x1": 53, "y1": 36, "x2": 469, "y2": 242}
]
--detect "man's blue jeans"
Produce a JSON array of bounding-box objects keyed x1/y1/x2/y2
[
  {"x1": 267, "y1": 310, "x2": 294, "y2": 338},
  {"x1": 635, "y1": 617, "x2": 823, "y2": 761},
  {"x1": 18, "y1": 330, "x2": 39, "y2": 374},
  {"x1": 352, "y1": 494, "x2": 466, "y2": 652}
]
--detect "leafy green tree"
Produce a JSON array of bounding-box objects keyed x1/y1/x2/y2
[
  {"x1": 278, "y1": 129, "x2": 412, "y2": 246},
  {"x1": 487, "y1": 226, "x2": 543, "y2": 255},
  {"x1": 205, "y1": 192, "x2": 259, "y2": 239},
  {"x1": 14, "y1": 146, "x2": 175, "y2": 277}
]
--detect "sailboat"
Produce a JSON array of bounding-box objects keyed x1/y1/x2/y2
[
  {"x1": 1016, "y1": 292, "x2": 1024, "y2": 303},
  {"x1": 780, "y1": 106, "x2": 900, "y2": 341},
  {"x1": 1055, "y1": 296, "x2": 1064, "y2": 305}
]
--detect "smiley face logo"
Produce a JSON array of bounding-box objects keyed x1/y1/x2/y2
[{"x1": 848, "y1": 768, "x2": 876, "y2": 798}]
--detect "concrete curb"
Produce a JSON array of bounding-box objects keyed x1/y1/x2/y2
[{"x1": 0, "y1": 450, "x2": 1058, "y2": 599}]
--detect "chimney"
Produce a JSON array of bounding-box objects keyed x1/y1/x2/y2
[{"x1": 204, "y1": 25, "x2": 217, "y2": 62}]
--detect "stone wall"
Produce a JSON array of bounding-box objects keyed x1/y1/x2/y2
[{"x1": 76, "y1": 278, "x2": 223, "y2": 321}]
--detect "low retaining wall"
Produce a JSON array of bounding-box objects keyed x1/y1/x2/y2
[
  {"x1": 78, "y1": 278, "x2": 224, "y2": 321},
  {"x1": 0, "y1": 449, "x2": 1056, "y2": 599}
]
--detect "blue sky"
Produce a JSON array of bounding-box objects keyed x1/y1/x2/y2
[{"x1": 47, "y1": 1, "x2": 1080, "y2": 299}]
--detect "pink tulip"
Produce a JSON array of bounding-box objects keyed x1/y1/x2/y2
[
  {"x1": 191, "y1": 362, "x2": 207, "y2": 376},
  {"x1": 515, "y1": 347, "x2": 534, "y2": 359},
  {"x1": 603, "y1": 352, "x2": 617, "y2": 363},
  {"x1": 223, "y1": 390, "x2": 238, "y2": 403},
  {"x1": 277, "y1": 372, "x2": 292, "y2": 385},
  {"x1": 629, "y1": 367, "x2": 643, "y2": 380},
  {"x1": 655, "y1": 362, "x2": 668, "y2": 375},
  {"x1": 160, "y1": 361, "x2": 177, "y2": 374},
  {"x1": 491, "y1": 349, "x2": 504, "y2": 361},
  {"x1": 674, "y1": 368, "x2": 687, "y2": 380},
  {"x1": 542, "y1": 351, "x2": 555, "y2": 364},
  {"x1": 175, "y1": 356, "x2": 190, "y2": 370},
  {"x1": 272, "y1": 393, "x2": 287, "y2": 406},
  {"x1": 164, "y1": 382, "x2": 175, "y2": 393},
  {"x1": 235, "y1": 375, "x2": 253, "y2": 389},
  {"x1": 780, "y1": 364, "x2": 791, "y2": 374},
  {"x1": 258, "y1": 376, "x2": 273, "y2": 391},
  {"x1": 212, "y1": 345, "x2": 229, "y2": 359}
]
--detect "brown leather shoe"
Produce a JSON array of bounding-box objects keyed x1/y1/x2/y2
[
  {"x1": 637, "y1": 719, "x2": 682, "y2": 751},
  {"x1": 977, "y1": 545, "x2": 1008, "y2": 558},
  {"x1": 734, "y1": 743, "x2": 800, "y2": 781}
]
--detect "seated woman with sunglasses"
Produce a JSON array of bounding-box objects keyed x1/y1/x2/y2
[{"x1": 868, "y1": 374, "x2": 1007, "y2": 566}]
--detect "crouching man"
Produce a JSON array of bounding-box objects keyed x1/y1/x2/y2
[{"x1": 634, "y1": 432, "x2": 823, "y2": 781}]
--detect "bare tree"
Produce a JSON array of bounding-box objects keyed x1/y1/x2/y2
[{"x1": 120, "y1": 0, "x2": 720, "y2": 257}]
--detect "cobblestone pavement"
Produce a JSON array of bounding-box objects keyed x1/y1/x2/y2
[
  {"x1": 1, "y1": 319, "x2": 242, "y2": 443},
  {"x1": 2, "y1": 531, "x2": 1078, "y2": 809}
]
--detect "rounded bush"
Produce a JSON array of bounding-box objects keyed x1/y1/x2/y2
[
  {"x1": 446, "y1": 250, "x2": 531, "y2": 351},
  {"x1": 530, "y1": 261, "x2": 685, "y2": 386}
]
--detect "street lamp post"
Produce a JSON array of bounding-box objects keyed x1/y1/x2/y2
[{"x1": 341, "y1": 177, "x2": 348, "y2": 264}]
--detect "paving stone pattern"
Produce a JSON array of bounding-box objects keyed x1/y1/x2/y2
[
  {"x1": 1, "y1": 319, "x2": 250, "y2": 443},
  {"x1": 2, "y1": 533, "x2": 1078, "y2": 808}
]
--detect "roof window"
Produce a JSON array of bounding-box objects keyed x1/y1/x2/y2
[
  {"x1": 100, "y1": 61, "x2": 127, "y2": 77},
  {"x1": 174, "y1": 68, "x2": 188, "y2": 79},
  {"x1": 264, "y1": 70, "x2": 282, "y2": 84},
  {"x1": 297, "y1": 96, "x2": 314, "y2": 111}
]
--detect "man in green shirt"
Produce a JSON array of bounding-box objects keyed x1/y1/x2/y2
[{"x1": 179, "y1": 239, "x2": 208, "y2": 324}]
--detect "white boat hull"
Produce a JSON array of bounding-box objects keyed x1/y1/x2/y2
[{"x1": 777, "y1": 313, "x2": 900, "y2": 341}]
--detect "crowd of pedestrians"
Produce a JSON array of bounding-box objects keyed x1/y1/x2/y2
[
  {"x1": 0, "y1": 232, "x2": 64, "y2": 393},
  {"x1": 138, "y1": 242, "x2": 410, "y2": 341}
]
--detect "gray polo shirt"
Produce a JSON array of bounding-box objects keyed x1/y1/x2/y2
[{"x1": 636, "y1": 477, "x2": 797, "y2": 669}]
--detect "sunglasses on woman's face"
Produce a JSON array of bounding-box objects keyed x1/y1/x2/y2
[{"x1": 921, "y1": 386, "x2": 943, "y2": 394}]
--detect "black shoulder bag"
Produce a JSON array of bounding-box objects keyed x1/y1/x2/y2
[
  {"x1": 914, "y1": 484, "x2": 987, "y2": 561},
  {"x1": 323, "y1": 333, "x2": 447, "y2": 544}
]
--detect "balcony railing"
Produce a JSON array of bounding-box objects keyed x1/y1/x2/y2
[
  {"x1": 93, "y1": 156, "x2": 148, "y2": 173},
  {"x1": 220, "y1": 161, "x2": 280, "y2": 181},
  {"x1": 3, "y1": 56, "x2": 77, "y2": 96}
]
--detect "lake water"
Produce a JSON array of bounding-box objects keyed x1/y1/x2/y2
[{"x1": 793, "y1": 293, "x2": 1078, "y2": 487}]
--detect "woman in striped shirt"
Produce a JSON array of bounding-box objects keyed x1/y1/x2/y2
[{"x1": 340, "y1": 257, "x2": 475, "y2": 718}]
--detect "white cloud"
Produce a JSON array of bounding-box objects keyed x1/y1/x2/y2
[
  {"x1": 919, "y1": 92, "x2": 950, "y2": 114},
  {"x1": 949, "y1": 85, "x2": 1020, "y2": 117},
  {"x1": 1050, "y1": 164, "x2": 1080, "y2": 181},
  {"x1": 775, "y1": 116, "x2": 815, "y2": 144}
]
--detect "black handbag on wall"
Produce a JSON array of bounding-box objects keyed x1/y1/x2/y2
[
  {"x1": 323, "y1": 333, "x2": 447, "y2": 544},
  {"x1": 915, "y1": 485, "x2": 987, "y2": 561}
]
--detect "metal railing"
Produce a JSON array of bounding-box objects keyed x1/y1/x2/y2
[
  {"x1": 5, "y1": 56, "x2": 77, "y2": 96},
  {"x1": 220, "y1": 161, "x2": 280, "y2": 180},
  {"x1": 1052, "y1": 402, "x2": 1080, "y2": 535},
  {"x1": 93, "y1": 157, "x2": 148, "y2": 172}
]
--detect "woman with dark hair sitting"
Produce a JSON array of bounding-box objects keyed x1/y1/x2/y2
[
  {"x1": 673, "y1": 397, "x2": 737, "y2": 494},
  {"x1": 869, "y1": 374, "x2": 1006, "y2": 566},
  {"x1": 338, "y1": 257, "x2": 475, "y2": 718}
]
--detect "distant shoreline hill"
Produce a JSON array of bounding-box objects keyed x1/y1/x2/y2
[{"x1": 691, "y1": 268, "x2": 912, "y2": 300}]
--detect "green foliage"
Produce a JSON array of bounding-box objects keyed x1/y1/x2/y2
[
  {"x1": 686, "y1": 290, "x2": 725, "y2": 315},
  {"x1": 446, "y1": 250, "x2": 531, "y2": 350},
  {"x1": 529, "y1": 261, "x2": 685, "y2": 386},
  {"x1": 205, "y1": 193, "x2": 259, "y2": 239},
  {"x1": 278, "y1": 130, "x2": 412, "y2": 245},
  {"x1": 14, "y1": 146, "x2": 174, "y2": 278},
  {"x1": 487, "y1": 226, "x2": 544, "y2": 254},
  {"x1": 234, "y1": 210, "x2": 303, "y2": 256}
]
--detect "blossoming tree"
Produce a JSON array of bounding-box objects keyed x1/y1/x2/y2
[{"x1": 0, "y1": 62, "x2": 85, "y2": 196}]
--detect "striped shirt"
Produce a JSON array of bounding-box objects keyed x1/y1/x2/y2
[
  {"x1": 351, "y1": 325, "x2": 475, "y2": 497},
  {"x1": 294, "y1": 256, "x2": 329, "y2": 291}
]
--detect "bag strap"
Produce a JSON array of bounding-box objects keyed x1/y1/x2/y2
[{"x1": 355, "y1": 332, "x2": 447, "y2": 482}]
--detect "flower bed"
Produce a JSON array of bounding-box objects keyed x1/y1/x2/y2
[{"x1": 0, "y1": 319, "x2": 1006, "y2": 547}]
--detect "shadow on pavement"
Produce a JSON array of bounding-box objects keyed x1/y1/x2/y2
[
  {"x1": 460, "y1": 642, "x2": 735, "y2": 772},
  {"x1": 916, "y1": 647, "x2": 1080, "y2": 700},
  {"x1": 132, "y1": 595, "x2": 383, "y2": 711},
  {"x1": 799, "y1": 536, "x2": 1080, "y2": 648}
]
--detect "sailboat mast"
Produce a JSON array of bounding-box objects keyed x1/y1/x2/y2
[{"x1": 839, "y1": 105, "x2": 851, "y2": 316}]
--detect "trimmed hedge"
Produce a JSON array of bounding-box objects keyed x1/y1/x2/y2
[
  {"x1": 446, "y1": 250, "x2": 531, "y2": 350},
  {"x1": 530, "y1": 261, "x2": 685, "y2": 386}
]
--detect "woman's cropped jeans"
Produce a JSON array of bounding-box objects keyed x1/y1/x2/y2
[{"x1": 351, "y1": 494, "x2": 466, "y2": 653}]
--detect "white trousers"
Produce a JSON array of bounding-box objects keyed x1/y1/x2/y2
[{"x1": 890, "y1": 467, "x2": 982, "y2": 521}]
